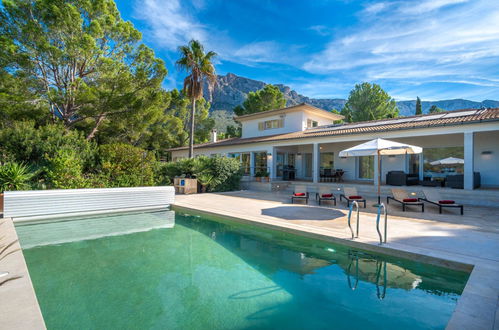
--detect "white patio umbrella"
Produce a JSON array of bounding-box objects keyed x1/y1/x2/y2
[
  {"x1": 430, "y1": 157, "x2": 464, "y2": 166},
  {"x1": 339, "y1": 138, "x2": 423, "y2": 204}
]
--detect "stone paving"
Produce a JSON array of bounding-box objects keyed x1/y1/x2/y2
[
  {"x1": 0, "y1": 218, "x2": 46, "y2": 330},
  {"x1": 175, "y1": 190, "x2": 499, "y2": 330}
]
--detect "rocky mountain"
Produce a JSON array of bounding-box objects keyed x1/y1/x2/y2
[{"x1": 204, "y1": 73, "x2": 499, "y2": 116}]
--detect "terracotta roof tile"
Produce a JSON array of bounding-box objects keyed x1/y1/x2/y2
[{"x1": 167, "y1": 108, "x2": 499, "y2": 151}]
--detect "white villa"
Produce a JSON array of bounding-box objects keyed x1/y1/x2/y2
[{"x1": 168, "y1": 104, "x2": 499, "y2": 192}]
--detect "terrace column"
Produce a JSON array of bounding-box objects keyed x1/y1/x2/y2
[
  {"x1": 312, "y1": 143, "x2": 320, "y2": 183},
  {"x1": 464, "y1": 132, "x2": 475, "y2": 190},
  {"x1": 418, "y1": 153, "x2": 424, "y2": 181},
  {"x1": 250, "y1": 152, "x2": 256, "y2": 177},
  {"x1": 373, "y1": 153, "x2": 380, "y2": 188},
  {"x1": 267, "y1": 148, "x2": 276, "y2": 180}
]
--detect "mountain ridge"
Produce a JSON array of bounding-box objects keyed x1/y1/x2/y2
[{"x1": 204, "y1": 73, "x2": 499, "y2": 116}]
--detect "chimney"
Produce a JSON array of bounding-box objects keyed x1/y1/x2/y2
[{"x1": 210, "y1": 129, "x2": 217, "y2": 143}]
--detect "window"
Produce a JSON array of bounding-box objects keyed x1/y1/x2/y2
[
  {"x1": 358, "y1": 156, "x2": 374, "y2": 179},
  {"x1": 307, "y1": 119, "x2": 318, "y2": 128},
  {"x1": 241, "y1": 153, "x2": 250, "y2": 175},
  {"x1": 408, "y1": 154, "x2": 419, "y2": 175},
  {"x1": 423, "y1": 147, "x2": 464, "y2": 178},
  {"x1": 255, "y1": 152, "x2": 268, "y2": 173},
  {"x1": 258, "y1": 119, "x2": 284, "y2": 131},
  {"x1": 228, "y1": 153, "x2": 251, "y2": 175},
  {"x1": 320, "y1": 152, "x2": 334, "y2": 169}
]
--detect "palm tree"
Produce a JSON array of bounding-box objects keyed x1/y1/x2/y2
[{"x1": 176, "y1": 40, "x2": 217, "y2": 158}]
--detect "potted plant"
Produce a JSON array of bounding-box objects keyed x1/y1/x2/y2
[
  {"x1": 254, "y1": 171, "x2": 262, "y2": 182},
  {"x1": 261, "y1": 171, "x2": 270, "y2": 182},
  {"x1": 197, "y1": 173, "x2": 214, "y2": 193}
]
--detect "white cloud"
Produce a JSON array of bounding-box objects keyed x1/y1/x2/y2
[
  {"x1": 135, "y1": 0, "x2": 207, "y2": 50},
  {"x1": 308, "y1": 25, "x2": 330, "y2": 36},
  {"x1": 135, "y1": 0, "x2": 293, "y2": 66},
  {"x1": 303, "y1": 0, "x2": 499, "y2": 86}
]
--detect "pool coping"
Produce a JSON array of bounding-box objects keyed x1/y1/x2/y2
[
  {"x1": 172, "y1": 204, "x2": 499, "y2": 330},
  {"x1": 0, "y1": 217, "x2": 46, "y2": 330}
]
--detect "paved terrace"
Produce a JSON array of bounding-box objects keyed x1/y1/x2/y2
[{"x1": 175, "y1": 190, "x2": 499, "y2": 330}]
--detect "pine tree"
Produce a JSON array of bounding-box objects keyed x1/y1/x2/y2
[{"x1": 415, "y1": 97, "x2": 422, "y2": 115}]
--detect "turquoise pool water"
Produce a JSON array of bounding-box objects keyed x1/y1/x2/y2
[{"x1": 17, "y1": 210, "x2": 469, "y2": 330}]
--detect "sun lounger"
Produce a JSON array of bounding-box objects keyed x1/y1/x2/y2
[
  {"x1": 315, "y1": 186, "x2": 336, "y2": 206},
  {"x1": 387, "y1": 188, "x2": 424, "y2": 212},
  {"x1": 291, "y1": 185, "x2": 309, "y2": 204},
  {"x1": 340, "y1": 187, "x2": 366, "y2": 208},
  {"x1": 418, "y1": 189, "x2": 463, "y2": 215}
]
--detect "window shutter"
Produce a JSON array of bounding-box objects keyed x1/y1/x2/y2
[
  {"x1": 258, "y1": 122, "x2": 264, "y2": 131},
  {"x1": 278, "y1": 118, "x2": 284, "y2": 128}
]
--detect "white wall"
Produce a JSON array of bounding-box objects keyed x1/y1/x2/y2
[
  {"x1": 169, "y1": 123, "x2": 499, "y2": 186},
  {"x1": 241, "y1": 111, "x2": 303, "y2": 138},
  {"x1": 302, "y1": 111, "x2": 334, "y2": 130},
  {"x1": 474, "y1": 131, "x2": 499, "y2": 187},
  {"x1": 240, "y1": 110, "x2": 336, "y2": 138}
]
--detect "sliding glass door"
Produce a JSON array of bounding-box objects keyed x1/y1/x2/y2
[{"x1": 358, "y1": 156, "x2": 374, "y2": 179}]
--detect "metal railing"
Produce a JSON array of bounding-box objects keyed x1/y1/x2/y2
[
  {"x1": 347, "y1": 200, "x2": 360, "y2": 239},
  {"x1": 375, "y1": 260, "x2": 387, "y2": 299},
  {"x1": 347, "y1": 201, "x2": 388, "y2": 245},
  {"x1": 376, "y1": 203, "x2": 388, "y2": 244},
  {"x1": 347, "y1": 251, "x2": 359, "y2": 290}
]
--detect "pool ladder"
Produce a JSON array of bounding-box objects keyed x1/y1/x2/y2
[
  {"x1": 347, "y1": 201, "x2": 388, "y2": 245},
  {"x1": 347, "y1": 251, "x2": 387, "y2": 299}
]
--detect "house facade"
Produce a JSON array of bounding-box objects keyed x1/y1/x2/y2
[{"x1": 168, "y1": 104, "x2": 499, "y2": 190}]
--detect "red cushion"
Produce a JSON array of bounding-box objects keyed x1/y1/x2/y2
[
  {"x1": 403, "y1": 198, "x2": 418, "y2": 202},
  {"x1": 321, "y1": 194, "x2": 333, "y2": 198},
  {"x1": 294, "y1": 193, "x2": 305, "y2": 196},
  {"x1": 439, "y1": 200, "x2": 455, "y2": 204},
  {"x1": 349, "y1": 195, "x2": 362, "y2": 199}
]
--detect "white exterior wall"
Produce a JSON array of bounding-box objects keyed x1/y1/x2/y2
[
  {"x1": 240, "y1": 110, "x2": 336, "y2": 138},
  {"x1": 170, "y1": 122, "x2": 499, "y2": 187},
  {"x1": 241, "y1": 111, "x2": 304, "y2": 138},
  {"x1": 474, "y1": 131, "x2": 499, "y2": 187},
  {"x1": 302, "y1": 111, "x2": 335, "y2": 130}
]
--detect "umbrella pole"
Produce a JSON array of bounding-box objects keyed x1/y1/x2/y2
[{"x1": 377, "y1": 150, "x2": 381, "y2": 205}]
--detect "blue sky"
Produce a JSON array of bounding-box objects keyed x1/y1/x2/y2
[{"x1": 115, "y1": 0, "x2": 499, "y2": 101}]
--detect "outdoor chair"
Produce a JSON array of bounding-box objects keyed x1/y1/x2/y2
[
  {"x1": 291, "y1": 185, "x2": 309, "y2": 204},
  {"x1": 315, "y1": 186, "x2": 336, "y2": 206},
  {"x1": 340, "y1": 187, "x2": 366, "y2": 208},
  {"x1": 387, "y1": 188, "x2": 424, "y2": 212},
  {"x1": 418, "y1": 189, "x2": 463, "y2": 215}
]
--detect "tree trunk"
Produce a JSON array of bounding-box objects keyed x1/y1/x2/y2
[
  {"x1": 86, "y1": 113, "x2": 106, "y2": 140},
  {"x1": 189, "y1": 100, "x2": 196, "y2": 158}
]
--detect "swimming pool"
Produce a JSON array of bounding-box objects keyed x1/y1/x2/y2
[{"x1": 16, "y1": 210, "x2": 469, "y2": 329}]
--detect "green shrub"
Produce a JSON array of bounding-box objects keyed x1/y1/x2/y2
[
  {"x1": 0, "y1": 162, "x2": 34, "y2": 192},
  {"x1": 162, "y1": 156, "x2": 241, "y2": 192},
  {"x1": 207, "y1": 157, "x2": 242, "y2": 192},
  {"x1": 99, "y1": 143, "x2": 156, "y2": 187},
  {"x1": 0, "y1": 121, "x2": 95, "y2": 168},
  {"x1": 45, "y1": 149, "x2": 88, "y2": 189}
]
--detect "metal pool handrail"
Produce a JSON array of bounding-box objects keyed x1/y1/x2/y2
[
  {"x1": 347, "y1": 201, "x2": 360, "y2": 239},
  {"x1": 347, "y1": 251, "x2": 359, "y2": 290},
  {"x1": 375, "y1": 260, "x2": 387, "y2": 300},
  {"x1": 376, "y1": 203, "x2": 388, "y2": 244}
]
